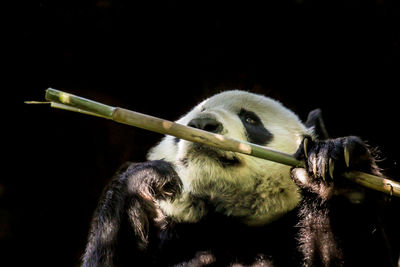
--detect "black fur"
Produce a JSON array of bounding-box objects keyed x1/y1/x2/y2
[
  {"x1": 82, "y1": 161, "x2": 181, "y2": 266},
  {"x1": 304, "y1": 109, "x2": 330, "y2": 140},
  {"x1": 291, "y1": 135, "x2": 391, "y2": 267},
  {"x1": 238, "y1": 108, "x2": 273, "y2": 145}
]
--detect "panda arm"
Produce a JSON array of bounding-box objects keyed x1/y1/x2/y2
[
  {"x1": 82, "y1": 160, "x2": 182, "y2": 267},
  {"x1": 291, "y1": 135, "x2": 393, "y2": 266}
]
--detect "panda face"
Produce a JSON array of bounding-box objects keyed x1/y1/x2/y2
[{"x1": 148, "y1": 90, "x2": 312, "y2": 225}]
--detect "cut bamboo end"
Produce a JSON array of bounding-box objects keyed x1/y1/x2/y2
[{"x1": 45, "y1": 88, "x2": 115, "y2": 119}]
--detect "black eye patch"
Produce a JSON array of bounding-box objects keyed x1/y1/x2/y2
[{"x1": 238, "y1": 109, "x2": 273, "y2": 145}]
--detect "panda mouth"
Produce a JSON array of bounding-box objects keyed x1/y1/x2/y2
[
  {"x1": 190, "y1": 144, "x2": 241, "y2": 167},
  {"x1": 217, "y1": 155, "x2": 241, "y2": 166}
]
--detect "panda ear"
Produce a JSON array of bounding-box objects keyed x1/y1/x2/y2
[{"x1": 305, "y1": 109, "x2": 330, "y2": 140}]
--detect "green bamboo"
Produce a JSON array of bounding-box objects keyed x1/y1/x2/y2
[
  {"x1": 39, "y1": 88, "x2": 400, "y2": 197},
  {"x1": 45, "y1": 88, "x2": 115, "y2": 118}
]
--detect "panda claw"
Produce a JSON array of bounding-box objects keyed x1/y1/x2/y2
[
  {"x1": 303, "y1": 138, "x2": 309, "y2": 158},
  {"x1": 329, "y1": 158, "x2": 334, "y2": 179},
  {"x1": 321, "y1": 160, "x2": 327, "y2": 182},
  {"x1": 344, "y1": 145, "x2": 350, "y2": 168},
  {"x1": 312, "y1": 157, "x2": 317, "y2": 178}
]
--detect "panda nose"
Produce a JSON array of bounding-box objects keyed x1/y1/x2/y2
[{"x1": 188, "y1": 117, "x2": 223, "y2": 133}]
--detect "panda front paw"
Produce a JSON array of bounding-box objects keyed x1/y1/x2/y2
[
  {"x1": 126, "y1": 160, "x2": 182, "y2": 201},
  {"x1": 292, "y1": 136, "x2": 374, "y2": 200}
]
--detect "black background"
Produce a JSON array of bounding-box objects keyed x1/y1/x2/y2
[{"x1": 7, "y1": 0, "x2": 400, "y2": 266}]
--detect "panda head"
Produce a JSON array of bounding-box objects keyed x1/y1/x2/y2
[{"x1": 148, "y1": 90, "x2": 313, "y2": 225}]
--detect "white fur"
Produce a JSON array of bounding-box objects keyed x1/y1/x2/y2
[{"x1": 148, "y1": 90, "x2": 313, "y2": 225}]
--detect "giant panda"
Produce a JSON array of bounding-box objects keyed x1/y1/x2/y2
[{"x1": 82, "y1": 90, "x2": 395, "y2": 266}]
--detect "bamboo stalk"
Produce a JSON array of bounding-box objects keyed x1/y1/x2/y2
[{"x1": 41, "y1": 88, "x2": 400, "y2": 197}]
